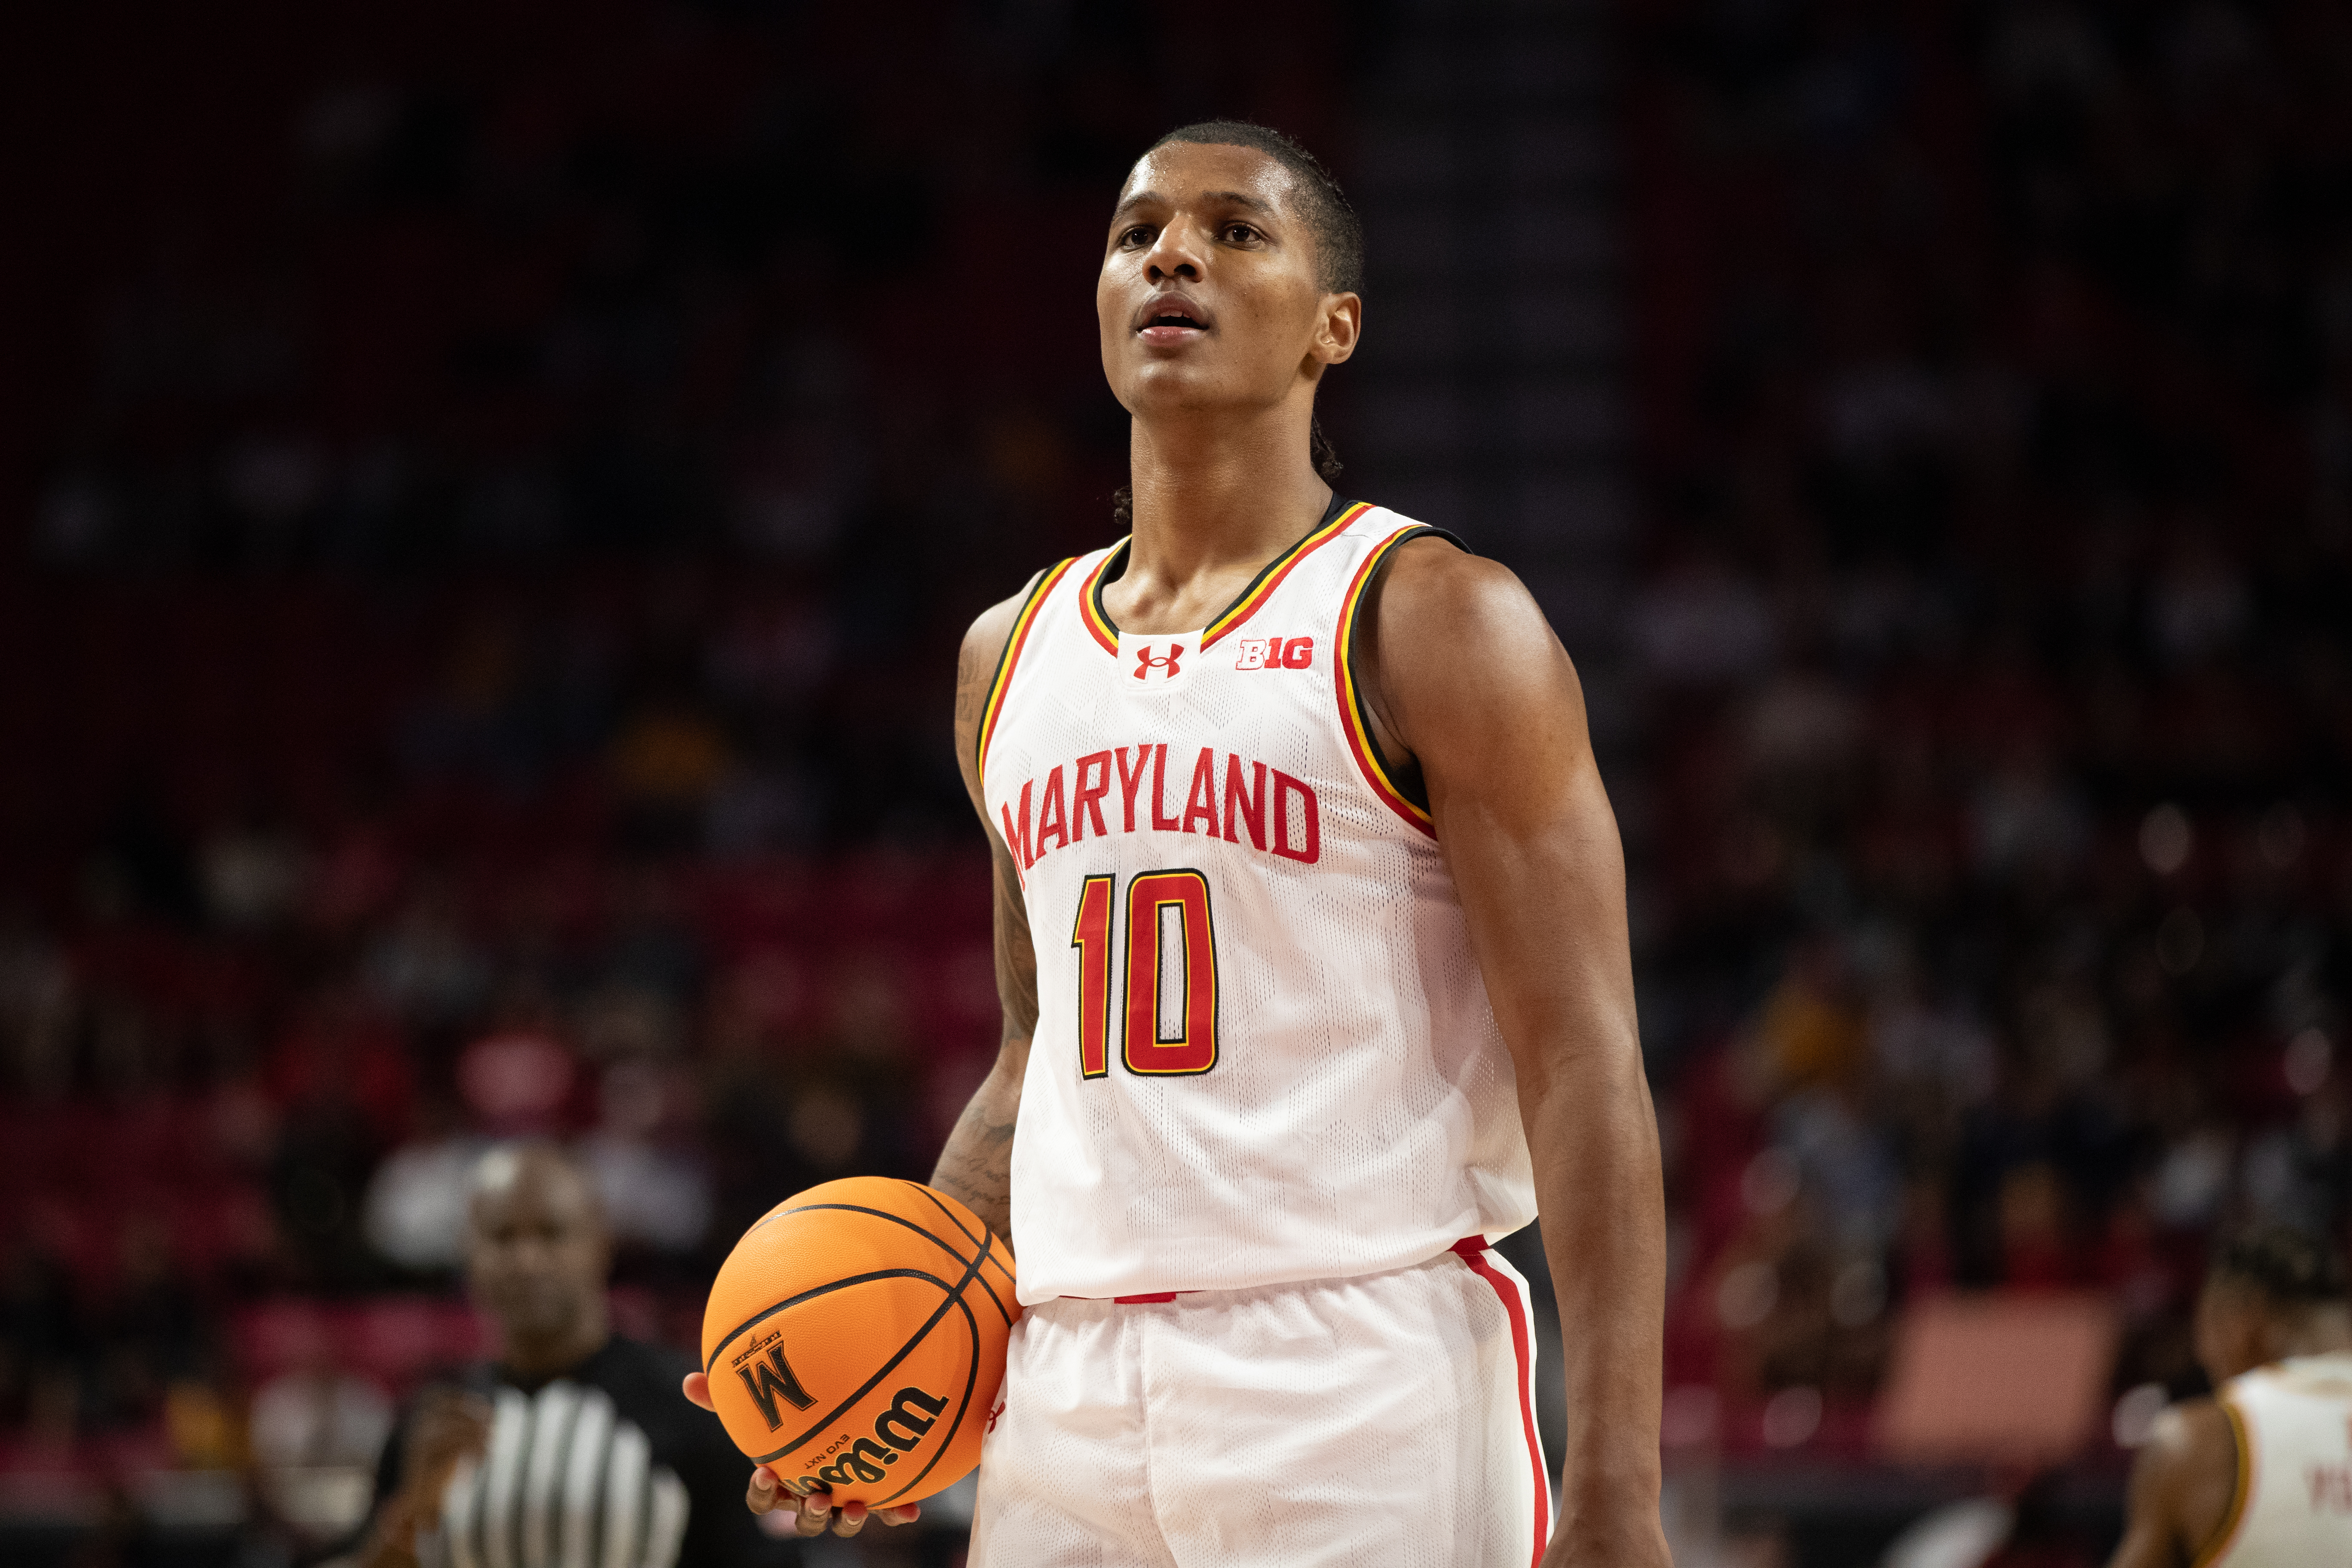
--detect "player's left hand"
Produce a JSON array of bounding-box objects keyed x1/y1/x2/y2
[
  {"x1": 746, "y1": 1464, "x2": 922, "y2": 1537},
  {"x1": 679, "y1": 1372, "x2": 925, "y2": 1537}
]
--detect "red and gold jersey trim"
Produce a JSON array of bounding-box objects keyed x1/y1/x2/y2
[
  {"x1": 1077, "y1": 545, "x2": 1125, "y2": 655},
  {"x1": 1074, "y1": 500, "x2": 1373, "y2": 658},
  {"x1": 1199, "y1": 500, "x2": 1371, "y2": 649},
  {"x1": 2192, "y1": 1396, "x2": 2254, "y2": 1568},
  {"x1": 1335, "y1": 524, "x2": 1451, "y2": 838},
  {"x1": 976, "y1": 557, "x2": 1079, "y2": 788}
]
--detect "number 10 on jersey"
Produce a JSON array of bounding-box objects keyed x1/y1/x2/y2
[{"x1": 1070, "y1": 870, "x2": 1219, "y2": 1078}]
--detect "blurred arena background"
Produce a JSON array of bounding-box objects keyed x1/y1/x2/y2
[{"x1": 3, "y1": 0, "x2": 2349, "y2": 1564}]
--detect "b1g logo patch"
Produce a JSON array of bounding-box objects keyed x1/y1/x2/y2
[{"x1": 1235, "y1": 636, "x2": 1313, "y2": 671}]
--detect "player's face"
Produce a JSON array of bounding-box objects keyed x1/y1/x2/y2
[
  {"x1": 467, "y1": 1160, "x2": 611, "y2": 1341},
  {"x1": 1098, "y1": 142, "x2": 1359, "y2": 420}
]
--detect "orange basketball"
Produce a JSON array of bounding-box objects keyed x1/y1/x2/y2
[{"x1": 700, "y1": 1176, "x2": 1019, "y2": 1508}]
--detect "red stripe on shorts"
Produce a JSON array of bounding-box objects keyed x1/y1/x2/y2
[{"x1": 1452, "y1": 1236, "x2": 1550, "y2": 1568}]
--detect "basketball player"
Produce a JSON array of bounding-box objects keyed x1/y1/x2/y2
[
  {"x1": 687, "y1": 119, "x2": 1668, "y2": 1565},
  {"x1": 356, "y1": 1145, "x2": 785, "y2": 1568},
  {"x1": 2109, "y1": 1225, "x2": 2352, "y2": 1568}
]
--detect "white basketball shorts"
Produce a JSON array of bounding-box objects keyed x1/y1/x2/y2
[{"x1": 969, "y1": 1236, "x2": 1551, "y2": 1568}]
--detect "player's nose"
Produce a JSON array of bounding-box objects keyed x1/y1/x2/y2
[{"x1": 1142, "y1": 216, "x2": 1207, "y2": 283}]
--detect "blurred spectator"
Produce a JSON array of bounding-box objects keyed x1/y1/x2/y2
[
  {"x1": 253, "y1": 1389, "x2": 388, "y2": 1485},
  {"x1": 578, "y1": 1059, "x2": 711, "y2": 1257},
  {"x1": 1623, "y1": 0, "x2": 2352, "y2": 1489},
  {"x1": 361, "y1": 879, "x2": 491, "y2": 1031},
  {"x1": 361, "y1": 1104, "x2": 486, "y2": 1274}
]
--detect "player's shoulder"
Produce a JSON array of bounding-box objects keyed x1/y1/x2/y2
[
  {"x1": 1360, "y1": 513, "x2": 1554, "y2": 657},
  {"x1": 956, "y1": 559, "x2": 1082, "y2": 777},
  {"x1": 960, "y1": 557, "x2": 1076, "y2": 665},
  {"x1": 2138, "y1": 1393, "x2": 2240, "y2": 1491}
]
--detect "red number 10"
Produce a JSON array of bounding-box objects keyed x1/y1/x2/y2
[
  {"x1": 1069, "y1": 868, "x2": 1219, "y2": 1079},
  {"x1": 1071, "y1": 875, "x2": 1115, "y2": 1077}
]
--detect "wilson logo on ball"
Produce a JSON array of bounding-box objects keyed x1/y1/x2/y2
[
  {"x1": 735, "y1": 1341, "x2": 817, "y2": 1429},
  {"x1": 802, "y1": 1387, "x2": 949, "y2": 1488}
]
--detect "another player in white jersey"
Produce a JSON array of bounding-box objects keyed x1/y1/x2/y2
[
  {"x1": 717, "y1": 119, "x2": 1669, "y2": 1567},
  {"x1": 2111, "y1": 1226, "x2": 2352, "y2": 1568}
]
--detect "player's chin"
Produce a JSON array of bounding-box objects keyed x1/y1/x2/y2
[{"x1": 1115, "y1": 359, "x2": 1230, "y2": 410}]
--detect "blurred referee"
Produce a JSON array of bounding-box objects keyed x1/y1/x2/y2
[{"x1": 351, "y1": 1144, "x2": 788, "y2": 1568}]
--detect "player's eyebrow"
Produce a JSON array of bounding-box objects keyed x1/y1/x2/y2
[{"x1": 1112, "y1": 189, "x2": 1277, "y2": 222}]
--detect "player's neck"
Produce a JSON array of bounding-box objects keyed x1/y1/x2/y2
[
  {"x1": 1120, "y1": 408, "x2": 1332, "y2": 618},
  {"x1": 2275, "y1": 1308, "x2": 2352, "y2": 1362}
]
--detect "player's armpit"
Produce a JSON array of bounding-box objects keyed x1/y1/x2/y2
[
  {"x1": 1360, "y1": 541, "x2": 1668, "y2": 1568},
  {"x1": 2109, "y1": 1401, "x2": 2238, "y2": 1568}
]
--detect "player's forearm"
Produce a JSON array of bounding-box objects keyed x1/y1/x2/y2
[
  {"x1": 1523, "y1": 1038, "x2": 1667, "y2": 1530},
  {"x1": 930, "y1": 1047, "x2": 1025, "y2": 1242}
]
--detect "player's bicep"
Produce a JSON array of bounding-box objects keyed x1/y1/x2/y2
[
  {"x1": 2111, "y1": 1420, "x2": 2189, "y2": 1568},
  {"x1": 2111, "y1": 1402, "x2": 2235, "y2": 1568},
  {"x1": 952, "y1": 582, "x2": 1043, "y2": 1055},
  {"x1": 1374, "y1": 550, "x2": 1634, "y2": 1069},
  {"x1": 987, "y1": 830, "x2": 1039, "y2": 1054},
  {"x1": 951, "y1": 587, "x2": 1028, "y2": 813}
]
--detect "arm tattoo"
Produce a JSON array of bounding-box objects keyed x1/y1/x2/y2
[
  {"x1": 931, "y1": 1085, "x2": 1020, "y2": 1241},
  {"x1": 989, "y1": 838, "x2": 1040, "y2": 1041},
  {"x1": 931, "y1": 837, "x2": 1036, "y2": 1241},
  {"x1": 953, "y1": 625, "x2": 987, "y2": 730},
  {"x1": 937, "y1": 600, "x2": 1038, "y2": 1242}
]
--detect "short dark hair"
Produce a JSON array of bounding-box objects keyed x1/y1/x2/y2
[
  {"x1": 2212, "y1": 1225, "x2": 2350, "y2": 1308},
  {"x1": 1144, "y1": 120, "x2": 1364, "y2": 297}
]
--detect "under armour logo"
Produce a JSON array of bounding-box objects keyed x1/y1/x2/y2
[{"x1": 1133, "y1": 643, "x2": 1183, "y2": 680}]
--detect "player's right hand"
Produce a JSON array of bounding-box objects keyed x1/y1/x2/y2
[
  {"x1": 747, "y1": 1464, "x2": 922, "y2": 1538},
  {"x1": 680, "y1": 1371, "x2": 922, "y2": 1537}
]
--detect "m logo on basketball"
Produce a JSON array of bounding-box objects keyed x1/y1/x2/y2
[
  {"x1": 737, "y1": 1342, "x2": 816, "y2": 1429},
  {"x1": 1133, "y1": 643, "x2": 1182, "y2": 680}
]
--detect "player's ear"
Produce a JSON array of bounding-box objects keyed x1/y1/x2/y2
[{"x1": 1313, "y1": 291, "x2": 1361, "y2": 367}]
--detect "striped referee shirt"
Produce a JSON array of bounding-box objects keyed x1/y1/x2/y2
[{"x1": 371, "y1": 1336, "x2": 788, "y2": 1568}]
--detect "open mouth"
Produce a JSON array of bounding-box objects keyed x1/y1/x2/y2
[{"x1": 1135, "y1": 294, "x2": 1212, "y2": 343}]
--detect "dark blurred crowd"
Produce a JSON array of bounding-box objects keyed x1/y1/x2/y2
[
  {"x1": 9, "y1": 0, "x2": 2352, "y2": 1556},
  {"x1": 1627, "y1": 0, "x2": 2352, "y2": 1459},
  {"x1": 0, "y1": 0, "x2": 1354, "y2": 1549}
]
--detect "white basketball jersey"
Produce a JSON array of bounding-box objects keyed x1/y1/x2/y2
[
  {"x1": 2207, "y1": 1352, "x2": 2352, "y2": 1567},
  {"x1": 976, "y1": 498, "x2": 1538, "y2": 1305}
]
